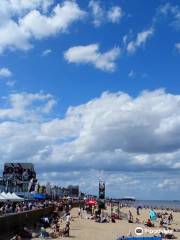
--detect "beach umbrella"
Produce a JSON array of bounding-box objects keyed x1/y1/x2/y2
[
  {"x1": 86, "y1": 199, "x2": 97, "y2": 205},
  {"x1": 149, "y1": 209, "x2": 157, "y2": 221}
]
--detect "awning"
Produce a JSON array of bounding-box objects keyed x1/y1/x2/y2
[{"x1": 33, "y1": 193, "x2": 46, "y2": 199}]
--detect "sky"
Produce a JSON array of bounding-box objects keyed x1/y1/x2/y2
[{"x1": 0, "y1": 0, "x2": 180, "y2": 200}]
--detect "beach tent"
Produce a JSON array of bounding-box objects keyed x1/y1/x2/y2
[
  {"x1": 1, "y1": 192, "x2": 9, "y2": 200},
  {"x1": 0, "y1": 192, "x2": 24, "y2": 201},
  {"x1": 11, "y1": 193, "x2": 24, "y2": 202},
  {"x1": 11, "y1": 192, "x2": 24, "y2": 201},
  {"x1": 0, "y1": 194, "x2": 6, "y2": 202},
  {"x1": 6, "y1": 192, "x2": 14, "y2": 200}
]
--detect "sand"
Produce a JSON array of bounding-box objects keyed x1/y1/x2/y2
[{"x1": 35, "y1": 207, "x2": 180, "y2": 240}]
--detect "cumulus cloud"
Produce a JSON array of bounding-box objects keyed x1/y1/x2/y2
[
  {"x1": 88, "y1": 0, "x2": 104, "y2": 27},
  {"x1": 1, "y1": 89, "x2": 180, "y2": 170},
  {"x1": 0, "y1": 67, "x2": 15, "y2": 87},
  {"x1": 126, "y1": 28, "x2": 154, "y2": 54},
  {"x1": 0, "y1": 0, "x2": 86, "y2": 53},
  {"x1": 64, "y1": 43, "x2": 120, "y2": 71},
  {"x1": 0, "y1": 92, "x2": 56, "y2": 121},
  {"x1": 1, "y1": 90, "x2": 180, "y2": 198},
  {"x1": 0, "y1": 67, "x2": 12, "y2": 78},
  {"x1": 88, "y1": 0, "x2": 123, "y2": 27},
  {"x1": 107, "y1": 6, "x2": 123, "y2": 23}
]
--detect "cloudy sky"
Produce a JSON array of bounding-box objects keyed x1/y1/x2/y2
[{"x1": 0, "y1": 0, "x2": 180, "y2": 200}]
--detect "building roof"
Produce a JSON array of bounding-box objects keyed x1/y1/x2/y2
[{"x1": 4, "y1": 163, "x2": 35, "y2": 170}]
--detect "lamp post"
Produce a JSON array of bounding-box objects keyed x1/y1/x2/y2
[
  {"x1": 118, "y1": 201, "x2": 120, "y2": 219},
  {"x1": 110, "y1": 199, "x2": 113, "y2": 218}
]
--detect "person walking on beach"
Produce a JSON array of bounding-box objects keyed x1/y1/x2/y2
[
  {"x1": 169, "y1": 213, "x2": 173, "y2": 223},
  {"x1": 66, "y1": 212, "x2": 72, "y2": 224},
  {"x1": 78, "y1": 207, "x2": 82, "y2": 218},
  {"x1": 128, "y1": 210, "x2": 133, "y2": 223},
  {"x1": 136, "y1": 206, "x2": 141, "y2": 215}
]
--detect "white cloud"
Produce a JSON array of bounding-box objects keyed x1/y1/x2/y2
[
  {"x1": 0, "y1": 67, "x2": 14, "y2": 87},
  {"x1": 64, "y1": 43, "x2": 120, "y2": 71},
  {"x1": 1, "y1": 89, "x2": 180, "y2": 169},
  {"x1": 88, "y1": 0, "x2": 123, "y2": 27},
  {"x1": 0, "y1": 92, "x2": 56, "y2": 121},
  {"x1": 157, "y1": 178, "x2": 180, "y2": 191},
  {"x1": 6, "y1": 0, "x2": 53, "y2": 15},
  {"x1": 126, "y1": 28, "x2": 154, "y2": 54},
  {"x1": 0, "y1": 68, "x2": 12, "y2": 78},
  {"x1": 1, "y1": 90, "x2": 180, "y2": 198},
  {"x1": 0, "y1": 20, "x2": 31, "y2": 53},
  {"x1": 42, "y1": 48, "x2": 52, "y2": 56},
  {"x1": 20, "y1": 2, "x2": 86, "y2": 39},
  {"x1": 88, "y1": 0, "x2": 104, "y2": 27},
  {"x1": 159, "y1": 3, "x2": 180, "y2": 30},
  {"x1": 175, "y1": 43, "x2": 180, "y2": 52},
  {"x1": 107, "y1": 6, "x2": 123, "y2": 23},
  {"x1": 0, "y1": 1, "x2": 86, "y2": 53}
]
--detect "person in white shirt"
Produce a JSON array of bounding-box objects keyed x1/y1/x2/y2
[{"x1": 66, "y1": 213, "x2": 71, "y2": 223}]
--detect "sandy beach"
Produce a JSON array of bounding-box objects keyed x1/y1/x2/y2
[{"x1": 34, "y1": 206, "x2": 180, "y2": 240}]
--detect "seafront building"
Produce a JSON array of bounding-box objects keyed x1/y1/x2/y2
[
  {"x1": 0, "y1": 163, "x2": 37, "y2": 194},
  {"x1": 0, "y1": 163, "x2": 79, "y2": 199}
]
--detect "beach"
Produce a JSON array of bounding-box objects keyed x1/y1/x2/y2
[{"x1": 34, "y1": 206, "x2": 180, "y2": 240}]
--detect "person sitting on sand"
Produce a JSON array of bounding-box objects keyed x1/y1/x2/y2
[
  {"x1": 111, "y1": 215, "x2": 116, "y2": 223},
  {"x1": 145, "y1": 218, "x2": 154, "y2": 227},
  {"x1": 40, "y1": 227, "x2": 49, "y2": 238},
  {"x1": 160, "y1": 217, "x2": 164, "y2": 227},
  {"x1": 96, "y1": 215, "x2": 101, "y2": 222},
  {"x1": 62, "y1": 222, "x2": 70, "y2": 237},
  {"x1": 160, "y1": 230, "x2": 177, "y2": 239},
  {"x1": 49, "y1": 229, "x2": 59, "y2": 239}
]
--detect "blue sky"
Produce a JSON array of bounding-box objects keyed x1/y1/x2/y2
[{"x1": 0, "y1": 0, "x2": 180, "y2": 199}]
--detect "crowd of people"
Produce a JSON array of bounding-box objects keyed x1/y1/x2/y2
[
  {"x1": 9, "y1": 199, "x2": 74, "y2": 239},
  {"x1": 0, "y1": 200, "x2": 50, "y2": 215},
  {"x1": 1, "y1": 197, "x2": 179, "y2": 239},
  {"x1": 77, "y1": 202, "x2": 119, "y2": 224},
  {"x1": 125, "y1": 208, "x2": 177, "y2": 239}
]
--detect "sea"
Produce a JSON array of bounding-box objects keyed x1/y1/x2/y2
[{"x1": 134, "y1": 200, "x2": 180, "y2": 210}]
